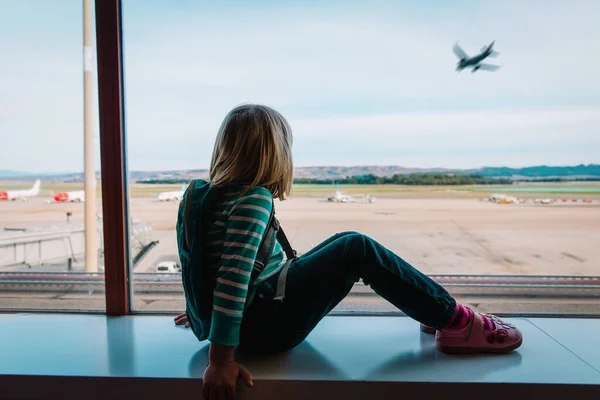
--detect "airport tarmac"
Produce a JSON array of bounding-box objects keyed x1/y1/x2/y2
[
  {"x1": 1, "y1": 195, "x2": 599, "y2": 313},
  {"x1": 1, "y1": 195, "x2": 598, "y2": 276}
]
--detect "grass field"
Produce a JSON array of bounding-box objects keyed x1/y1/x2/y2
[
  {"x1": 474, "y1": 186, "x2": 600, "y2": 194},
  {"x1": 2, "y1": 181, "x2": 600, "y2": 199},
  {"x1": 277, "y1": 182, "x2": 600, "y2": 198}
]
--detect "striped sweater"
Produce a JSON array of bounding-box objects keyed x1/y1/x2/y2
[{"x1": 176, "y1": 180, "x2": 286, "y2": 347}]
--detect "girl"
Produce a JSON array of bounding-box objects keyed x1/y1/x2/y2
[{"x1": 174, "y1": 104, "x2": 522, "y2": 400}]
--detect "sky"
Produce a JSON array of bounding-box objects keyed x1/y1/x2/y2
[{"x1": 1, "y1": 0, "x2": 599, "y2": 173}]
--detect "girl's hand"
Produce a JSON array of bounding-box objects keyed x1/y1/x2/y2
[
  {"x1": 203, "y1": 360, "x2": 253, "y2": 400},
  {"x1": 174, "y1": 312, "x2": 190, "y2": 328}
]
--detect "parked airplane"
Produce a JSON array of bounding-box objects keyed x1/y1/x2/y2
[
  {"x1": 489, "y1": 193, "x2": 519, "y2": 204},
  {"x1": 51, "y1": 190, "x2": 85, "y2": 203},
  {"x1": 326, "y1": 183, "x2": 378, "y2": 204},
  {"x1": 327, "y1": 182, "x2": 355, "y2": 203},
  {"x1": 0, "y1": 179, "x2": 41, "y2": 201},
  {"x1": 453, "y1": 41, "x2": 501, "y2": 73},
  {"x1": 157, "y1": 183, "x2": 187, "y2": 202}
]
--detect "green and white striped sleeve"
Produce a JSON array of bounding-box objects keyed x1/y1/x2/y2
[{"x1": 208, "y1": 187, "x2": 273, "y2": 346}]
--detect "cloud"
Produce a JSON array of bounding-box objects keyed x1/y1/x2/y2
[
  {"x1": 287, "y1": 107, "x2": 600, "y2": 168},
  {"x1": 124, "y1": 107, "x2": 600, "y2": 171},
  {"x1": 1, "y1": 0, "x2": 599, "y2": 172}
]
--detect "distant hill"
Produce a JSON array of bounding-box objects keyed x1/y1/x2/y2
[
  {"x1": 290, "y1": 164, "x2": 600, "y2": 180},
  {"x1": 472, "y1": 164, "x2": 600, "y2": 178},
  {"x1": 1, "y1": 164, "x2": 598, "y2": 182},
  {"x1": 292, "y1": 166, "x2": 453, "y2": 179}
]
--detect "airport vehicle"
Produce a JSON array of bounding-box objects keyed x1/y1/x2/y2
[
  {"x1": 156, "y1": 261, "x2": 181, "y2": 273},
  {"x1": 157, "y1": 183, "x2": 187, "y2": 202},
  {"x1": 453, "y1": 41, "x2": 501, "y2": 73},
  {"x1": 0, "y1": 179, "x2": 41, "y2": 201}
]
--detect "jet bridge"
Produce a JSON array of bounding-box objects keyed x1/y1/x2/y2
[{"x1": 0, "y1": 215, "x2": 153, "y2": 270}]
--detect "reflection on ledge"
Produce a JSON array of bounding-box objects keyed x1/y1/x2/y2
[{"x1": 0, "y1": 314, "x2": 598, "y2": 400}]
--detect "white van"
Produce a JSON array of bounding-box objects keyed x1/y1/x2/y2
[{"x1": 156, "y1": 261, "x2": 181, "y2": 273}]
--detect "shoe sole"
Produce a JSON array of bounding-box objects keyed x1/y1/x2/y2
[
  {"x1": 420, "y1": 325, "x2": 437, "y2": 335},
  {"x1": 436, "y1": 337, "x2": 523, "y2": 354}
]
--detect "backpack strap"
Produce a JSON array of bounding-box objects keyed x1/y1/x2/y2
[
  {"x1": 185, "y1": 184, "x2": 297, "y2": 285},
  {"x1": 267, "y1": 201, "x2": 298, "y2": 302},
  {"x1": 252, "y1": 200, "x2": 277, "y2": 280},
  {"x1": 273, "y1": 256, "x2": 293, "y2": 303},
  {"x1": 251, "y1": 203, "x2": 296, "y2": 281},
  {"x1": 271, "y1": 214, "x2": 296, "y2": 303},
  {"x1": 276, "y1": 221, "x2": 297, "y2": 261}
]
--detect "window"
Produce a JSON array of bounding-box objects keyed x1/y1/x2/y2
[
  {"x1": 0, "y1": 0, "x2": 107, "y2": 311},
  {"x1": 6, "y1": 1, "x2": 595, "y2": 316},
  {"x1": 119, "y1": 0, "x2": 600, "y2": 316}
]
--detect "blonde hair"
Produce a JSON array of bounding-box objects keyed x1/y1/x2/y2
[{"x1": 209, "y1": 104, "x2": 293, "y2": 201}]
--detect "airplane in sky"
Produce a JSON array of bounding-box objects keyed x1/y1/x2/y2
[
  {"x1": 51, "y1": 189, "x2": 85, "y2": 203},
  {"x1": 453, "y1": 41, "x2": 501, "y2": 73},
  {"x1": 0, "y1": 179, "x2": 41, "y2": 201},
  {"x1": 157, "y1": 183, "x2": 187, "y2": 202}
]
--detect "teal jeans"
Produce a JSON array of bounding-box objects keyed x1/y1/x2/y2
[{"x1": 238, "y1": 231, "x2": 456, "y2": 353}]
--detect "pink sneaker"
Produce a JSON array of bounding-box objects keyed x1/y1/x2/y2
[{"x1": 435, "y1": 312, "x2": 523, "y2": 354}]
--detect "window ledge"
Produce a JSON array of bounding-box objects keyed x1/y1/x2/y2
[{"x1": 0, "y1": 314, "x2": 599, "y2": 399}]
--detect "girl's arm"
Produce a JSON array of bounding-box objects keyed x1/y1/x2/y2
[
  {"x1": 209, "y1": 342, "x2": 235, "y2": 364},
  {"x1": 203, "y1": 189, "x2": 271, "y2": 399},
  {"x1": 209, "y1": 188, "x2": 273, "y2": 347}
]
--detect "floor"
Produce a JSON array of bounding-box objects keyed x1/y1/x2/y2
[{"x1": 0, "y1": 314, "x2": 599, "y2": 399}]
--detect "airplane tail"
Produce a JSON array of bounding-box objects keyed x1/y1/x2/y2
[
  {"x1": 31, "y1": 179, "x2": 41, "y2": 195},
  {"x1": 483, "y1": 41, "x2": 495, "y2": 53}
]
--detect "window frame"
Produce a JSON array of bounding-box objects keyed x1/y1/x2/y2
[{"x1": 96, "y1": 0, "x2": 130, "y2": 315}]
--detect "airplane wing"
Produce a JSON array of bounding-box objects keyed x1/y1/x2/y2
[
  {"x1": 452, "y1": 43, "x2": 469, "y2": 60},
  {"x1": 477, "y1": 63, "x2": 501, "y2": 71}
]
